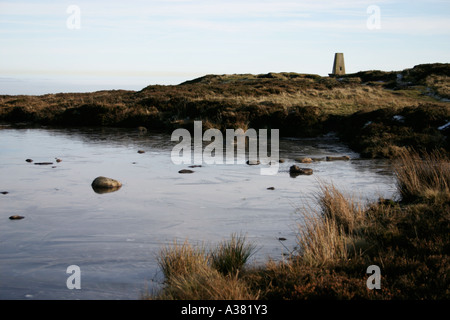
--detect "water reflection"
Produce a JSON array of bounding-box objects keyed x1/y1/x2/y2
[
  {"x1": 0, "y1": 125, "x2": 397, "y2": 300},
  {"x1": 91, "y1": 185, "x2": 122, "y2": 194}
]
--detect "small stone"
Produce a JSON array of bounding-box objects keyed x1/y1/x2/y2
[
  {"x1": 9, "y1": 215, "x2": 24, "y2": 220},
  {"x1": 56, "y1": 158, "x2": 62, "y2": 163},
  {"x1": 26, "y1": 159, "x2": 33, "y2": 163},
  {"x1": 267, "y1": 187, "x2": 275, "y2": 190},
  {"x1": 188, "y1": 165, "x2": 202, "y2": 168},
  {"x1": 326, "y1": 155, "x2": 350, "y2": 161},
  {"x1": 137, "y1": 150, "x2": 145, "y2": 154},
  {"x1": 246, "y1": 160, "x2": 260, "y2": 165},
  {"x1": 278, "y1": 237, "x2": 287, "y2": 241},
  {"x1": 34, "y1": 162, "x2": 53, "y2": 165},
  {"x1": 178, "y1": 169, "x2": 194, "y2": 174},
  {"x1": 295, "y1": 157, "x2": 313, "y2": 163},
  {"x1": 279, "y1": 159, "x2": 285, "y2": 163},
  {"x1": 1, "y1": 191, "x2": 9, "y2": 195},
  {"x1": 289, "y1": 165, "x2": 313, "y2": 176}
]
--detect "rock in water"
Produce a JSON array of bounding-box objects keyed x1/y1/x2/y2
[
  {"x1": 178, "y1": 169, "x2": 194, "y2": 174},
  {"x1": 326, "y1": 156, "x2": 350, "y2": 161},
  {"x1": 137, "y1": 126, "x2": 147, "y2": 133},
  {"x1": 246, "y1": 160, "x2": 260, "y2": 165},
  {"x1": 9, "y1": 215, "x2": 24, "y2": 220},
  {"x1": 289, "y1": 165, "x2": 313, "y2": 176},
  {"x1": 91, "y1": 176, "x2": 122, "y2": 193},
  {"x1": 295, "y1": 157, "x2": 313, "y2": 163}
]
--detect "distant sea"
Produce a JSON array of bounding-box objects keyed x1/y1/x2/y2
[{"x1": 0, "y1": 74, "x2": 195, "y2": 96}]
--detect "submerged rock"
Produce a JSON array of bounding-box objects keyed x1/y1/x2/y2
[
  {"x1": 246, "y1": 160, "x2": 260, "y2": 165},
  {"x1": 9, "y1": 215, "x2": 24, "y2": 220},
  {"x1": 178, "y1": 169, "x2": 194, "y2": 174},
  {"x1": 91, "y1": 176, "x2": 122, "y2": 194},
  {"x1": 289, "y1": 165, "x2": 313, "y2": 176},
  {"x1": 137, "y1": 126, "x2": 147, "y2": 133},
  {"x1": 34, "y1": 162, "x2": 53, "y2": 165},
  {"x1": 326, "y1": 156, "x2": 350, "y2": 161},
  {"x1": 1, "y1": 191, "x2": 8, "y2": 195},
  {"x1": 295, "y1": 157, "x2": 313, "y2": 163}
]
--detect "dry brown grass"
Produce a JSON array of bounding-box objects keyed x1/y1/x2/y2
[
  {"x1": 157, "y1": 240, "x2": 209, "y2": 280},
  {"x1": 296, "y1": 212, "x2": 350, "y2": 266},
  {"x1": 152, "y1": 237, "x2": 259, "y2": 300},
  {"x1": 155, "y1": 265, "x2": 259, "y2": 300},
  {"x1": 189, "y1": 86, "x2": 430, "y2": 116},
  {"x1": 295, "y1": 182, "x2": 367, "y2": 266},
  {"x1": 394, "y1": 148, "x2": 450, "y2": 203}
]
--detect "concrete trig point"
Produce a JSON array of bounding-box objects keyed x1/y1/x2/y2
[{"x1": 330, "y1": 53, "x2": 345, "y2": 76}]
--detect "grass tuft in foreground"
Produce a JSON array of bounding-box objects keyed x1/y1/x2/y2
[{"x1": 210, "y1": 233, "x2": 257, "y2": 275}]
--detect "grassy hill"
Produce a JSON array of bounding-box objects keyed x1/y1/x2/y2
[{"x1": 1, "y1": 63, "x2": 449, "y2": 158}]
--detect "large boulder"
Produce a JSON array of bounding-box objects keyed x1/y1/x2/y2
[{"x1": 91, "y1": 176, "x2": 122, "y2": 193}]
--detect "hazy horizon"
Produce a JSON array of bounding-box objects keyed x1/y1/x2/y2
[{"x1": 1, "y1": 0, "x2": 449, "y2": 95}]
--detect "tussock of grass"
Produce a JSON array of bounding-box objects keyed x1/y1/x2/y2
[
  {"x1": 151, "y1": 235, "x2": 258, "y2": 300},
  {"x1": 394, "y1": 148, "x2": 450, "y2": 203},
  {"x1": 296, "y1": 212, "x2": 350, "y2": 266},
  {"x1": 157, "y1": 240, "x2": 208, "y2": 280},
  {"x1": 154, "y1": 266, "x2": 259, "y2": 300},
  {"x1": 210, "y1": 233, "x2": 257, "y2": 275},
  {"x1": 295, "y1": 182, "x2": 369, "y2": 266}
]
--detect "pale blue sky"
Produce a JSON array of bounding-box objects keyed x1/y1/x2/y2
[{"x1": 1, "y1": 0, "x2": 449, "y2": 94}]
